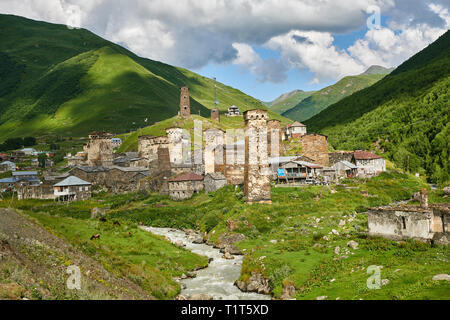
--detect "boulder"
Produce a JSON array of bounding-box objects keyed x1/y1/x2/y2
[
  {"x1": 432, "y1": 274, "x2": 450, "y2": 281},
  {"x1": 334, "y1": 246, "x2": 340, "y2": 255},
  {"x1": 280, "y1": 285, "x2": 296, "y2": 300},
  {"x1": 216, "y1": 233, "x2": 246, "y2": 249},
  {"x1": 189, "y1": 293, "x2": 213, "y2": 300},
  {"x1": 347, "y1": 240, "x2": 359, "y2": 250},
  {"x1": 192, "y1": 236, "x2": 204, "y2": 244},
  {"x1": 239, "y1": 272, "x2": 271, "y2": 295},
  {"x1": 222, "y1": 252, "x2": 234, "y2": 260},
  {"x1": 316, "y1": 296, "x2": 328, "y2": 300},
  {"x1": 226, "y1": 220, "x2": 239, "y2": 232},
  {"x1": 443, "y1": 187, "x2": 450, "y2": 196},
  {"x1": 224, "y1": 245, "x2": 242, "y2": 255}
]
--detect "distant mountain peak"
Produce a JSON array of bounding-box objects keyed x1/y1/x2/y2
[{"x1": 361, "y1": 65, "x2": 395, "y2": 75}]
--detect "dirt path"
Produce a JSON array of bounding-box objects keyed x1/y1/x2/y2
[{"x1": 0, "y1": 208, "x2": 153, "y2": 300}]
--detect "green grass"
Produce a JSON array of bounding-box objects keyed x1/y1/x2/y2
[
  {"x1": 305, "y1": 31, "x2": 450, "y2": 185},
  {"x1": 117, "y1": 113, "x2": 290, "y2": 152},
  {"x1": 0, "y1": 14, "x2": 290, "y2": 141},
  {"x1": 266, "y1": 90, "x2": 315, "y2": 115},
  {"x1": 3, "y1": 170, "x2": 449, "y2": 300},
  {"x1": 93, "y1": 171, "x2": 449, "y2": 300}
]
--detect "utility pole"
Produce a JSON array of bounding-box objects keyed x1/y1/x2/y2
[{"x1": 214, "y1": 77, "x2": 218, "y2": 109}]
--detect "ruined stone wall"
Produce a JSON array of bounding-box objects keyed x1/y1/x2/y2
[
  {"x1": 86, "y1": 133, "x2": 114, "y2": 167},
  {"x1": 368, "y1": 207, "x2": 434, "y2": 241},
  {"x1": 329, "y1": 152, "x2": 354, "y2": 166},
  {"x1": 244, "y1": 110, "x2": 271, "y2": 203},
  {"x1": 166, "y1": 128, "x2": 190, "y2": 165},
  {"x1": 301, "y1": 134, "x2": 329, "y2": 167},
  {"x1": 179, "y1": 86, "x2": 191, "y2": 118},
  {"x1": 138, "y1": 135, "x2": 169, "y2": 168}
]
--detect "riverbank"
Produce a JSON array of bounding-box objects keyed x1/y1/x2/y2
[{"x1": 141, "y1": 227, "x2": 270, "y2": 300}]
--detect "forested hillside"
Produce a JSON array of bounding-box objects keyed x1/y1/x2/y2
[{"x1": 306, "y1": 31, "x2": 450, "y2": 185}]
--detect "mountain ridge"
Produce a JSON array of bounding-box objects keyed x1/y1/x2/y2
[{"x1": 0, "y1": 14, "x2": 288, "y2": 140}]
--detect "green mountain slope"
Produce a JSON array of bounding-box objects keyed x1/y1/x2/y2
[
  {"x1": 306, "y1": 31, "x2": 450, "y2": 185},
  {"x1": 0, "y1": 14, "x2": 287, "y2": 140},
  {"x1": 282, "y1": 69, "x2": 391, "y2": 122},
  {"x1": 266, "y1": 90, "x2": 315, "y2": 114}
]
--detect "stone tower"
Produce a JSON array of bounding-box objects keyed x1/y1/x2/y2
[
  {"x1": 166, "y1": 127, "x2": 190, "y2": 165},
  {"x1": 204, "y1": 128, "x2": 224, "y2": 175},
  {"x1": 301, "y1": 134, "x2": 329, "y2": 167},
  {"x1": 211, "y1": 108, "x2": 220, "y2": 122},
  {"x1": 86, "y1": 132, "x2": 114, "y2": 167},
  {"x1": 244, "y1": 109, "x2": 271, "y2": 204},
  {"x1": 179, "y1": 86, "x2": 191, "y2": 119},
  {"x1": 138, "y1": 135, "x2": 169, "y2": 168},
  {"x1": 267, "y1": 119, "x2": 281, "y2": 157}
]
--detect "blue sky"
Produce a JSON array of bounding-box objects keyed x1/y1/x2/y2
[
  {"x1": 193, "y1": 14, "x2": 394, "y2": 102},
  {"x1": 1, "y1": 0, "x2": 448, "y2": 102}
]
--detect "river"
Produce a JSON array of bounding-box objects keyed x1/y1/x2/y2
[{"x1": 141, "y1": 226, "x2": 270, "y2": 300}]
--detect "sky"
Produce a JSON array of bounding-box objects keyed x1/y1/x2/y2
[{"x1": 0, "y1": 0, "x2": 449, "y2": 102}]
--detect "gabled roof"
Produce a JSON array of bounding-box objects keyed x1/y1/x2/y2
[
  {"x1": 354, "y1": 150, "x2": 382, "y2": 160},
  {"x1": 289, "y1": 121, "x2": 306, "y2": 127},
  {"x1": 169, "y1": 172, "x2": 204, "y2": 182},
  {"x1": 339, "y1": 160, "x2": 358, "y2": 169},
  {"x1": 54, "y1": 176, "x2": 91, "y2": 187},
  {"x1": 282, "y1": 160, "x2": 323, "y2": 169},
  {"x1": 12, "y1": 171, "x2": 38, "y2": 176},
  {"x1": 0, "y1": 161, "x2": 15, "y2": 165}
]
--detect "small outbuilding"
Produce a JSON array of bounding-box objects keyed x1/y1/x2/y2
[
  {"x1": 332, "y1": 160, "x2": 358, "y2": 178},
  {"x1": 168, "y1": 172, "x2": 204, "y2": 201}
]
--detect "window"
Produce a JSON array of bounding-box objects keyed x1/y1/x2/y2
[{"x1": 402, "y1": 217, "x2": 407, "y2": 230}]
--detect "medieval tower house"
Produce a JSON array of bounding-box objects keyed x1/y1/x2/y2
[
  {"x1": 179, "y1": 86, "x2": 191, "y2": 119},
  {"x1": 244, "y1": 109, "x2": 271, "y2": 204}
]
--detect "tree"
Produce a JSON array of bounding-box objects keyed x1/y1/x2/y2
[
  {"x1": 23, "y1": 137, "x2": 36, "y2": 147},
  {"x1": 38, "y1": 153, "x2": 47, "y2": 168}
]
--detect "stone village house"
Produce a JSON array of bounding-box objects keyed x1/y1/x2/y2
[
  {"x1": 53, "y1": 176, "x2": 92, "y2": 202},
  {"x1": 168, "y1": 172, "x2": 204, "y2": 201},
  {"x1": 354, "y1": 150, "x2": 386, "y2": 178}
]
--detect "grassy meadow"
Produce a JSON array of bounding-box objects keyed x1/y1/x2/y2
[{"x1": 3, "y1": 170, "x2": 448, "y2": 300}]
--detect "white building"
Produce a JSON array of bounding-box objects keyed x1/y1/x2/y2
[
  {"x1": 226, "y1": 106, "x2": 241, "y2": 117},
  {"x1": 285, "y1": 121, "x2": 307, "y2": 139},
  {"x1": 111, "y1": 138, "x2": 122, "y2": 148},
  {"x1": 53, "y1": 176, "x2": 92, "y2": 202},
  {"x1": 354, "y1": 150, "x2": 386, "y2": 177}
]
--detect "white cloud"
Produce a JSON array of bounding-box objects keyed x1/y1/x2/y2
[
  {"x1": 429, "y1": 3, "x2": 450, "y2": 28},
  {"x1": 348, "y1": 24, "x2": 447, "y2": 68},
  {"x1": 0, "y1": 0, "x2": 448, "y2": 83},
  {"x1": 232, "y1": 43, "x2": 288, "y2": 83},
  {"x1": 267, "y1": 31, "x2": 366, "y2": 82}
]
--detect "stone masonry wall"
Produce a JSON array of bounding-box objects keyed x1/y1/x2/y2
[
  {"x1": 244, "y1": 110, "x2": 271, "y2": 203},
  {"x1": 301, "y1": 134, "x2": 329, "y2": 167}
]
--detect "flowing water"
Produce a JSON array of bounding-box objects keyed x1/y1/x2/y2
[{"x1": 141, "y1": 226, "x2": 270, "y2": 300}]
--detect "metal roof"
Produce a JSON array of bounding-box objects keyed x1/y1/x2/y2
[
  {"x1": 54, "y1": 176, "x2": 91, "y2": 187},
  {"x1": 340, "y1": 160, "x2": 358, "y2": 169},
  {"x1": 12, "y1": 171, "x2": 38, "y2": 176}
]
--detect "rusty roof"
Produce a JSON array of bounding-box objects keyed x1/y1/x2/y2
[
  {"x1": 288, "y1": 121, "x2": 306, "y2": 127},
  {"x1": 169, "y1": 172, "x2": 204, "y2": 182},
  {"x1": 354, "y1": 150, "x2": 382, "y2": 160}
]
